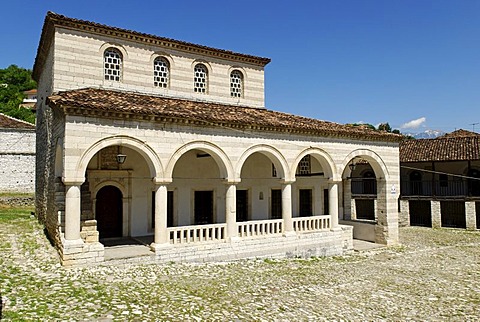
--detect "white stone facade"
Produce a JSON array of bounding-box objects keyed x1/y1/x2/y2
[
  {"x1": 33, "y1": 13, "x2": 401, "y2": 266},
  {"x1": 51, "y1": 27, "x2": 266, "y2": 108}
]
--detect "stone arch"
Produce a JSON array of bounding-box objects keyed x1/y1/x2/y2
[
  {"x1": 149, "y1": 52, "x2": 174, "y2": 67},
  {"x1": 165, "y1": 141, "x2": 234, "y2": 181},
  {"x1": 72, "y1": 135, "x2": 163, "y2": 183},
  {"x1": 291, "y1": 147, "x2": 337, "y2": 180},
  {"x1": 341, "y1": 149, "x2": 390, "y2": 180},
  {"x1": 236, "y1": 144, "x2": 290, "y2": 181},
  {"x1": 99, "y1": 42, "x2": 128, "y2": 59},
  {"x1": 92, "y1": 180, "x2": 127, "y2": 199}
]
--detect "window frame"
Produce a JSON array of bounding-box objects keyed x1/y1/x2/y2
[
  {"x1": 153, "y1": 57, "x2": 170, "y2": 88},
  {"x1": 104, "y1": 47, "x2": 123, "y2": 82},
  {"x1": 230, "y1": 70, "x2": 244, "y2": 98},
  {"x1": 193, "y1": 63, "x2": 208, "y2": 94}
]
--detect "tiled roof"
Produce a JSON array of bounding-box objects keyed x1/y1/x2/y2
[
  {"x1": 400, "y1": 130, "x2": 480, "y2": 162},
  {"x1": 33, "y1": 12, "x2": 271, "y2": 81},
  {"x1": 440, "y1": 129, "x2": 480, "y2": 138},
  {"x1": 47, "y1": 88, "x2": 402, "y2": 142},
  {"x1": 23, "y1": 89, "x2": 37, "y2": 95},
  {"x1": 0, "y1": 113, "x2": 35, "y2": 130}
]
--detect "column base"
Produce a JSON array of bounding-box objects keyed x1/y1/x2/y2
[
  {"x1": 283, "y1": 231, "x2": 297, "y2": 237},
  {"x1": 150, "y1": 242, "x2": 172, "y2": 252},
  {"x1": 61, "y1": 238, "x2": 104, "y2": 266},
  {"x1": 330, "y1": 227, "x2": 343, "y2": 232},
  {"x1": 228, "y1": 236, "x2": 242, "y2": 243}
]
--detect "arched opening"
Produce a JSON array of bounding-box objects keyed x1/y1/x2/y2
[
  {"x1": 293, "y1": 154, "x2": 329, "y2": 217},
  {"x1": 349, "y1": 160, "x2": 376, "y2": 221},
  {"x1": 96, "y1": 185, "x2": 123, "y2": 239},
  {"x1": 85, "y1": 144, "x2": 154, "y2": 239},
  {"x1": 341, "y1": 150, "x2": 398, "y2": 245},
  {"x1": 238, "y1": 152, "x2": 285, "y2": 221},
  {"x1": 170, "y1": 149, "x2": 225, "y2": 226}
]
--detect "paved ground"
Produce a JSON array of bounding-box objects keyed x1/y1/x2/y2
[{"x1": 1, "y1": 212, "x2": 480, "y2": 321}]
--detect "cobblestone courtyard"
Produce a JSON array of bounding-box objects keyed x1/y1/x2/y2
[{"x1": 1, "y1": 207, "x2": 479, "y2": 321}]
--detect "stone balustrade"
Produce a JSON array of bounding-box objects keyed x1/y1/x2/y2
[
  {"x1": 237, "y1": 219, "x2": 283, "y2": 238},
  {"x1": 293, "y1": 215, "x2": 331, "y2": 232},
  {"x1": 167, "y1": 224, "x2": 226, "y2": 244}
]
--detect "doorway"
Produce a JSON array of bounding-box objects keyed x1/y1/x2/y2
[
  {"x1": 96, "y1": 185, "x2": 123, "y2": 239},
  {"x1": 194, "y1": 191, "x2": 214, "y2": 225}
]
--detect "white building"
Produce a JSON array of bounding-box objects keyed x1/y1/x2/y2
[
  {"x1": 33, "y1": 12, "x2": 401, "y2": 266},
  {"x1": 0, "y1": 113, "x2": 35, "y2": 193}
]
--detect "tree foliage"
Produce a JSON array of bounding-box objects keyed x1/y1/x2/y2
[
  {"x1": 377, "y1": 122, "x2": 392, "y2": 132},
  {"x1": 0, "y1": 65, "x2": 36, "y2": 124},
  {"x1": 349, "y1": 121, "x2": 413, "y2": 138}
]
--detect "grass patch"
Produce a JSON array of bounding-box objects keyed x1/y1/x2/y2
[
  {"x1": 0, "y1": 206, "x2": 34, "y2": 222},
  {"x1": 0, "y1": 192, "x2": 34, "y2": 198}
]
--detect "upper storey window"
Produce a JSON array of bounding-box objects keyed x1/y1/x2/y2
[
  {"x1": 104, "y1": 48, "x2": 122, "y2": 81},
  {"x1": 154, "y1": 57, "x2": 169, "y2": 88},
  {"x1": 230, "y1": 70, "x2": 243, "y2": 98},
  {"x1": 194, "y1": 64, "x2": 208, "y2": 93},
  {"x1": 296, "y1": 155, "x2": 311, "y2": 175}
]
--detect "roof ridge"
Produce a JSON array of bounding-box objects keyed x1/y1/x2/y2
[{"x1": 0, "y1": 112, "x2": 35, "y2": 129}]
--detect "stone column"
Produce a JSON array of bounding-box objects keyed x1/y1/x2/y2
[
  {"x1": 282, "y1": 182, "x2": 294, "y2": 234},
  {"x1": 399, "y1": 199, "x2": 410, "y2": 227},
  {"x1": 153, "y1": 184, "x2": 169, "y2": 245},
  {"x1": 431, "y1": 200, "x2": 441, "y2": 228},
  {"x1": 64, "y1": 184, "x2": 82, "y2": 241},
  {"x1": 465, "y1": 201, "x2": 476, "y2": 230},
  {"x1": 375, "y1": 179, "x2": 399, "y2": 245},
  {"x1": 329, "y1": 181, "x2": 339, "y2": 229},
  {"x1": 343, "y1": 180, "x2": 352, "y2": 220},
  {"x1": 225, "y1": 183, "x2": 238, "y2": 240}
]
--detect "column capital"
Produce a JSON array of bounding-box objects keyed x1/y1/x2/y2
[
  {"x1": 62, "y1": 177, "x2": 85, "y2": 186},
  {"x1": 152, "y1": 177, "x2": 172, "y2": 185},
  {"x1": 282, "y1": 179, "x2": 296, "y2": 185},
  {"x1": 223, "y1": 179, "x2": 241, "y2": 185},
  {"x1": 328, "y1": 178, "x2": 342, "y2": 184}
]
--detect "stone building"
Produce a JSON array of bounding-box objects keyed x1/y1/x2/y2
[
  {"x1": 399, "y1": 130, "x2": 480, "y2": 229},
  {"x1": 0, "y1": 113, "x2": 35, "y2": 193},
  {"x1": 33, "y1": 12, "x2": 401, "y2": 266}
]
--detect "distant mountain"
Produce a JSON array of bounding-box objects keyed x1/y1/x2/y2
[{"x1": 404, "y1": 130, "x2": 446, "y2": 139}]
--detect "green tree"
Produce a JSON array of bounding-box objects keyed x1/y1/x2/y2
[
  {"x1": 0, "y1": 65, "x2": 36, "y2": 123},
  {"x1": 377, "y1": 122, "x2": 392, "y2": 132}
]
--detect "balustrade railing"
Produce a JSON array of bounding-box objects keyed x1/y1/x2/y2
[
  {"x1": 293, "y1": 215, "x2": 330, "y2": 232},
  {"x1": 167, "y1": 223, "x2": 226, "y2": 244},
  {"x1": 237, "y1": 219, "x2": 283, "y2": 237},
  {"x1": 401, "y1": 180, "x2": 471, "y2": 197}
]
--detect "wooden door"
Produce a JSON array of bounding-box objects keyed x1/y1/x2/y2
[{"x1": 96, "y1": 186, "x2": 123, "y2": 239}]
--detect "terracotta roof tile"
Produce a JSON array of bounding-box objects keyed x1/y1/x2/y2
[
  {"x1": 400, "y1": 130, "x2": 480, "y2": 162},
  {"x1": 0, "y1": 113, "x2": 35, "y2": 130},
  {"x1": 47, "y1": 88, "x2": 401, "y2": 142}
]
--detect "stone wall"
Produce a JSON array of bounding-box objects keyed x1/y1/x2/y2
[
  {"x1": 0, "y1": 129, "x2": 35, "y2": 193},
  {"x1": 0, "y1": 195, "x2": 35, "y2": 207}
]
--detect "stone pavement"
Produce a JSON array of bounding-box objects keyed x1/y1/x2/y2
[{"x1": 1, "y1": 220, "x2": 480, "y2": 321}]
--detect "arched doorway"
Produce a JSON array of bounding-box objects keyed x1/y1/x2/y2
[{"x1": 96, "y1": 186, "x2": 123, "y2": 239}]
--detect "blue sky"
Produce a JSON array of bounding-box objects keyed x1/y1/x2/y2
[{"x1": 1, "y1": 0, "x2": 479, "y2": 133}]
